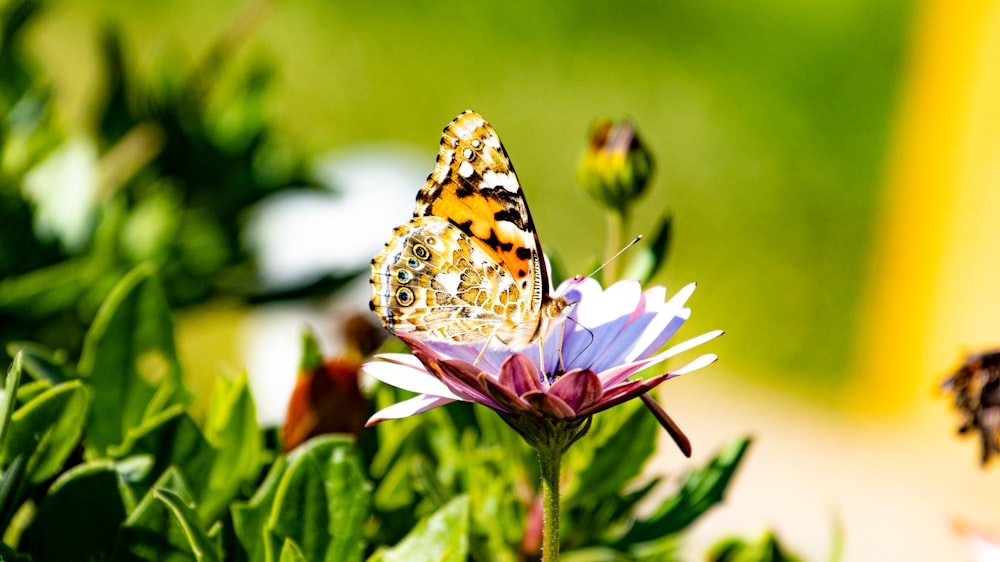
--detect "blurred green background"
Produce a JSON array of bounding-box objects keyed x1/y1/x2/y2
[{"x1": 6, "y1": 0, "x2": 914, "y2": 394}]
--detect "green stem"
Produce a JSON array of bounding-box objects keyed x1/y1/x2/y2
[
  {"x1": 538, "y1": 442, "x2": 562, "y2": 562},
  {"x1": 604, "y1": 209, "x2": 630, "y2": 284}
]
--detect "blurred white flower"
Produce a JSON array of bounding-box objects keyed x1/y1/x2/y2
[
  {"x1": 957, "y1": 521, "x2": 1000, "y2": 562},
  {"x1": 244, "y1": 143, "x2": 426, "y2": 291},
  {"x1": 23, "y1": 139, "x2": 99, "y2": 252},
  {"x1": 241, "y1": 143, "x2": 426, "y2": 425},
  {"x1": 239, "y1": 279, "x2": 374, "y2": 426}
]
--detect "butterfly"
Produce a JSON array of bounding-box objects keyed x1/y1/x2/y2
[{"x1": 370, "y1": 110, "x2": 571, "y2": 350}]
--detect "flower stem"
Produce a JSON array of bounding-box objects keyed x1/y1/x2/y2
[
  {"x1": 538, "y1": 442, "x2": 562, "y2": 562},
  {"x1": 500, "y1": 414, "x2": 590, "y2": 561},
  {"x1": 604, "y1": 209, "x2": 631, "y2": 284}
]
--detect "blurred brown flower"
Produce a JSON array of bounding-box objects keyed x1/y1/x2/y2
[
  {"x1": 282, "y1": 356, "x2": 367, "y2": 452},
  {"x1": 282, "y1": 315, "x2": 381, "y2": 451},
  {"x1": 942, "y1": 350, "x2": 1000, "y2": 464}
]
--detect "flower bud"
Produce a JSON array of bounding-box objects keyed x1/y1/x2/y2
[{"x1": 576, "y1": 119, "x2": 654, "y2": 215}]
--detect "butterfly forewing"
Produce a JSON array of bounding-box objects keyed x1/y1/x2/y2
[
  {"x1": 416, "y1": 112, "x2": 550, "y2": 303},
  {"x1": 370, "y1": 110, "x2": 568, "y2": 349}
]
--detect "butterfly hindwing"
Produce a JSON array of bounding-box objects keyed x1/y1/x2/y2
[{"x1": 370, "y1": 216, "x2": 528, "y2": 343}]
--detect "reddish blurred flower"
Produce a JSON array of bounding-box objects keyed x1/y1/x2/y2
[{"x1": 282, "y1": 317, "x2": 380, "y2": 451}]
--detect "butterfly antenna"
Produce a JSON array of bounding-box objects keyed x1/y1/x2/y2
[{"x1": 585, "y1": 235, "x2": 643, "y2": 279}]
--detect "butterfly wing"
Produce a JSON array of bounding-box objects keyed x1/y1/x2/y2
[
  {"x1": 370, "y1": 111, "x2": 566, "y2": 349},
  {"x1": 414, "y1": 111, "x2": 551, "y2": 318},
  {"x1": 370, "y1": 215, "x2": 529, "y2": 344}
]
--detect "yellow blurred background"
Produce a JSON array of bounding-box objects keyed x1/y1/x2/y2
[{"x1": 14, "y1": 0, "x2": 1000, "y2": 559}]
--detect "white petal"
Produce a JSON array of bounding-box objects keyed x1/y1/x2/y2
[
  {"x1": 599, "y1": 329, "x2": 724, "y2": 386},
  {"x1": 361, "y1": 361, "x2": 460, "y2": 399},
  {"x1": 425, "y1": 342, "x2": 504, "y2": 375},
  {"x1": 556, "y1": 276, "x2": 602, "y2": 302},
  {"x1": 367, "y1": 394, "x2": 455, "y2": 424},
  {"x1": 624, "y1": 283, "x2": 698, "y2": 362},
  {"x1": 660, "y1": 329, "x2": 724, "y2": 358},
  {"x1": 573, "y1": 279, "x2": 641, "y2": 327},
  {"x1": 587, "y1": 310, "x2": 662, "y2": 372},
  {"x1": 669, "y1": 353, "x2": 718, "y2": 376},
  {"x1": 638, "y1": 285, "x2": 667, "y2": 313},
  {"x1": 555, "y1": 281, "x2": 637, "y2": 369},
  {"x1": 665, "y1": 282, "x2": 697, "y2": 310}
]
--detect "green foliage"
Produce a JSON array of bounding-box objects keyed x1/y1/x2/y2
[
  {"x1": 0, "y1": 378, "x2": 87, "y2": 483},
  {"x1": 708, "y1": 531, "x2": 804, "y2": 562},
  {"x1": 368, "y1": 496, "x2": 470, "y2": 562},
  {"x1": 619, "y1": 438, "x2": 752, "y2": 545},
  {"x1": 365, "y1": 379, "x2": 755, "y2": 561},
  {"x1": 232, "y1": 434, "x2": 372, "y2": 562},
  {"x1": 0, "y1": 265, "x2": 381, "y2": 560},
  {"x1": 19, "y1": 461, "x2": 132, "y2": 561},
  {"x1": 79, "y1": 263, "x2": 186, "y2": 455},
  {"x1": 0, "y1": 0, "x2": 316, "y2": 371},
  {"x1": 625, "y1": 215, "x2": 673, "y2": 285},
  {"x1": 268, "y1": 436, "x2": 369, "y2": 562}
]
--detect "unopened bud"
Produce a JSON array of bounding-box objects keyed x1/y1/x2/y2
[{"x1": 576, "y1": 119, "x2": 654, "y2": 215}]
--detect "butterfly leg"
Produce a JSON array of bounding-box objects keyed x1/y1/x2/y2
[
  {"x1": 537, "y1": 339, "x2": 545, "y2": 375},
  {"x1": 556, "y1": 322, "x2": 568, "y2": 375},
  {"x1": 474, "y1": 342, "x2": 489, "y2": 365},
  {"x1": 474, "y1": 324, "x2": 504, "y2": 365}
]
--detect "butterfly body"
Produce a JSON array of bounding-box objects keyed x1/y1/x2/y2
[{"x1": 370, "y1": 111, "x2": 569, "y2": 349}]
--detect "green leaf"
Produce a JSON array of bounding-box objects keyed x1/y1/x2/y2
[
  {"x1": 201, "y1": 371, "x2": 264, "y2": 521},
  {"x1": 707, "y1": 531, "x2": 803, "y2": 562},
  {"x1": 268, "y1": 435, "x2": 371, "y2": 562},
  {"x1": 372, "y1": 452, "x2": 417, "y2": 512},
  {"x1": 19, "y1": 461, "x2": 131, "y2": 561},
  {"x1": 116, "y1": 466, "x2": 209, "y2": 561},
  {"x1": 0, "y1": 352, "x2": 24, "y2": 453},
  {"x1": 279, "y1": 538, "x2": 307, "y2": 562},
  {"x1": 5, "y1": 341, "x2": 73, "y2": 384},
  {"x1": 0, "y1": 455, "x2": 26, "y2": 532},
  {"x1": 0, "y1": 0, "x2": 43, "y2": 56},
  {"x1": 12, "y1": 379, "x2": 52, "y2": 407},
  {"x1": 0, "y1": 379, "x2": 89, "y2": 483},
  {"x1": 298, "y1": 329, "x2": 323, "y2": 372},
  {"x1": 368, "y1": 495, "x2": 470, "y2": 562},
  {"x1": 153, "y1": 488, "x2": 223, "y2": 562},
  {"x1": 233, "y1": 436, "x2": 370, "y2": 562},
  {"x1": 231, "y1": 455, "x2": 288, "y2": 562},
  {"x1": 108, "y1": 405, "x2": 216, "y2": 512},
  {"x1": 624, "y1": 214, "x2": 672, "y2": 284},
  {"x1": 557, "y1": 401, "x2": 661, "y2": 549},
  {"x1": 620, "y1": 437, "x2": 752, "y2": 544},
  {"x1": 0, "y1": 258, "x2": 97, "y2": 317},
  {"x1": 566, "y1": 399, "x2": 657, "y2": 504},
  {"x1": 79, "y1": 264, "x2": 188, "y2": 456}
]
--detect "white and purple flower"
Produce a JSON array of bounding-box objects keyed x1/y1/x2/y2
[{"x1": 363, "y1": 278, "x2": 722, "y2": 455}]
